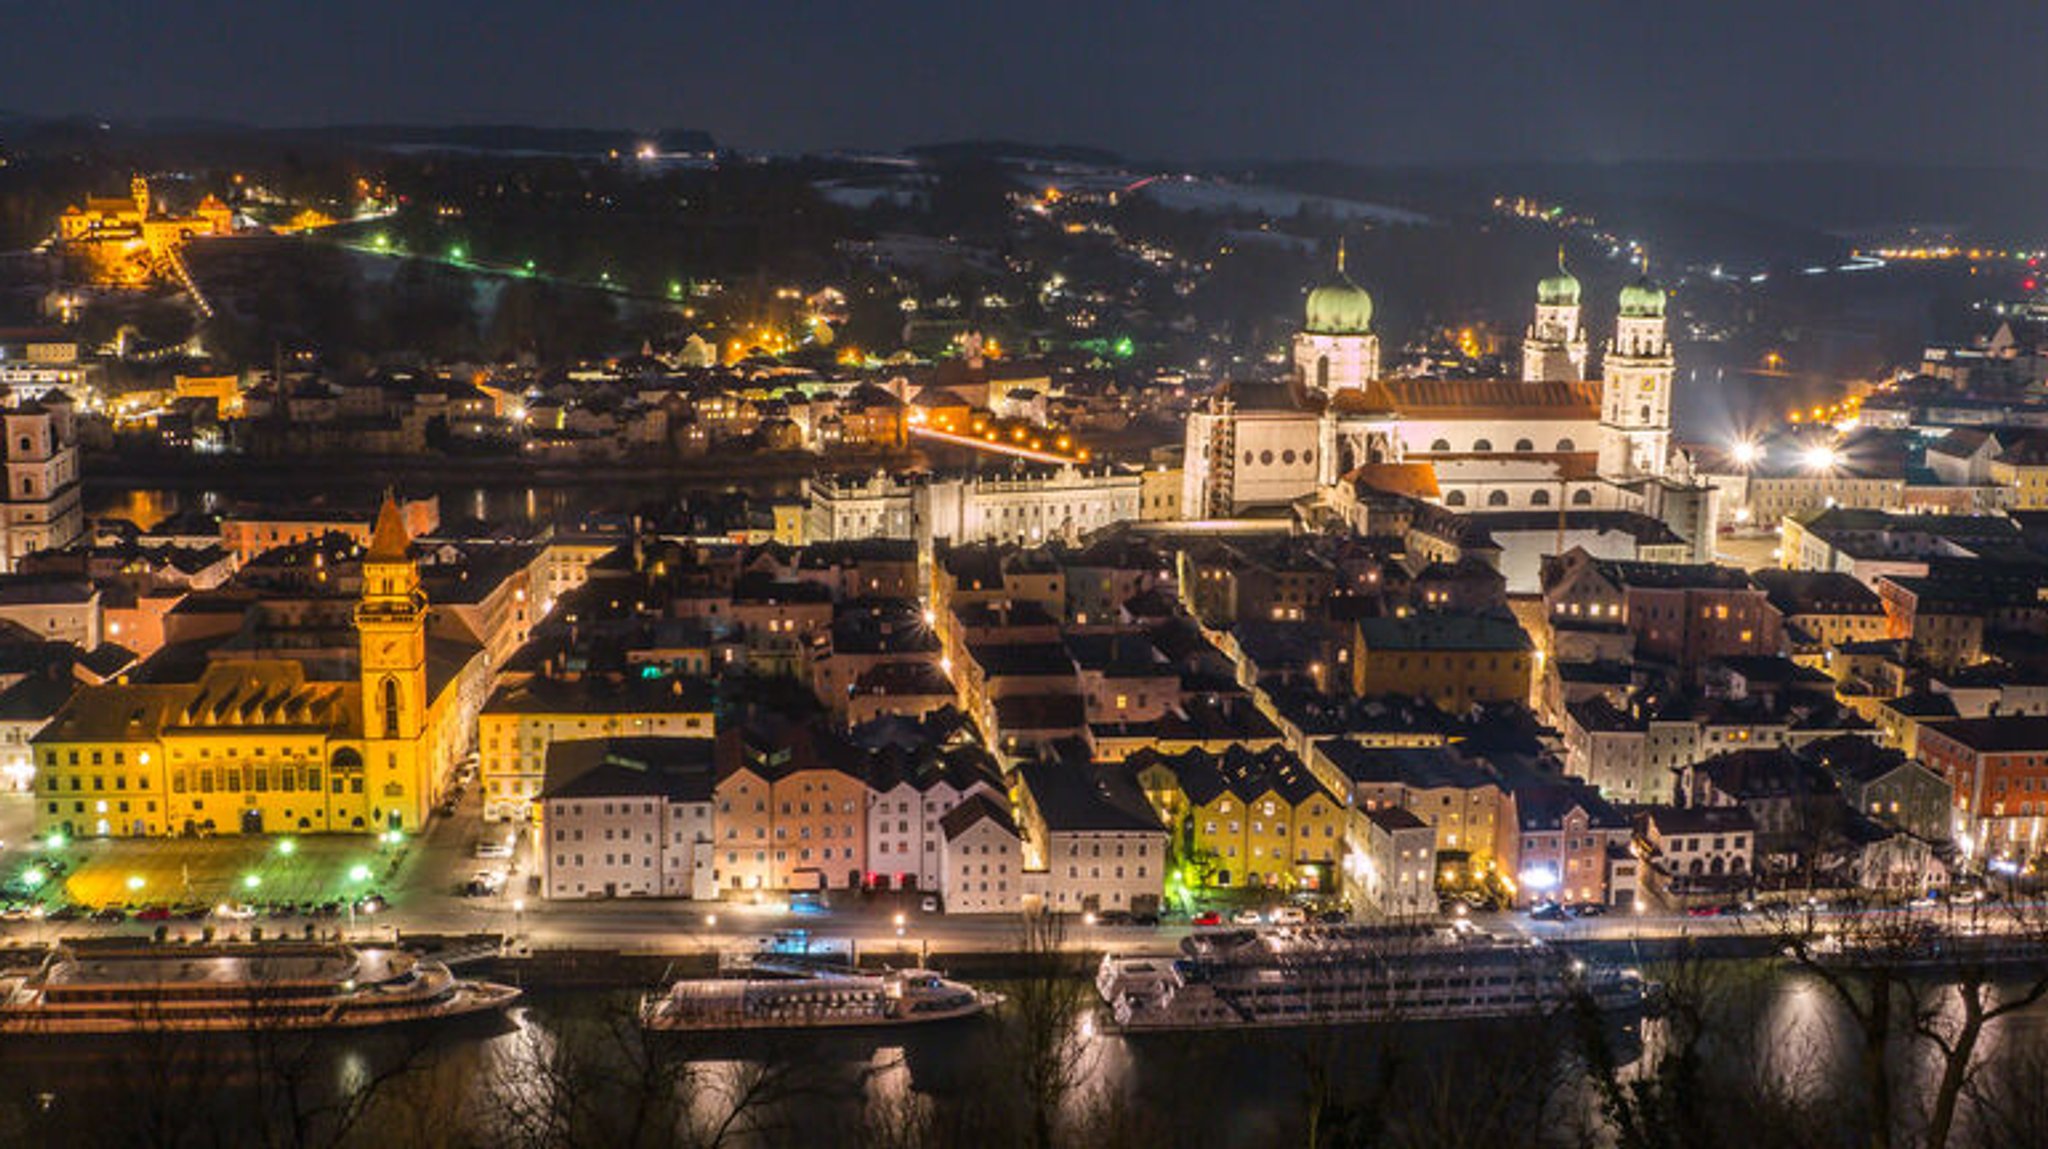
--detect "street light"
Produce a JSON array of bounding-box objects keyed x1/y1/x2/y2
[
  {"x1": 242, "y1": 874, "x2": 261, "y2": 891},
  {"x1": 1731, "y1": 440, "x2": 1760, "y2": 467},
  {"x1": 1802, "y1": 444, "x2": 1838, "y2": 472},
  {"x1": 276, "y1": 838, "x2": 296, "y2": 857},
  {"x1": 348, "y1": 864, "x2": 372, "y2": 884},
  {"x1": 125, "y1": 875, "x2": 145, "y2": 893}
]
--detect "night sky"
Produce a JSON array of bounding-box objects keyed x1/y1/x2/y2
[{"x1": 6, "y1": 1, "x2": 2044, "y2": 164}]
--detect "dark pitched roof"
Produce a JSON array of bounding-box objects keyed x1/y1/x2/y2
[
  {"x1": 940, "y1": 791, "x2": 1019, "y2": 841},
  {"x1": 1922, "y1": 715, "x2": 2048, "y2": 753},
  {"x1": 1018, "y1": 759, "x2": 1164, "y2": 834},
  {"x1": 540, "y1": 737, "x2": 718, "y2": 802}
]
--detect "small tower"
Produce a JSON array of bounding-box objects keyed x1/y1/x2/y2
[
  {"x1": 356, "y1": 495, "x2": 430, "y2": 832},
  {"x1": 1292, "y1": 242, "x2": 1379, "y2": 396},
  {"x1": 130, "y1": 174, "x2": 151, "y2": 220},
  {"x1": 1522, "y1": 248, "x2": 1588, "y2": 383},
  {"x1": 1599, "y1": 275, "x2": 1675, "y2": 478}
]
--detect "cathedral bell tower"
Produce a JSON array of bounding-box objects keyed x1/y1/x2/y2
[
  {"x1": 1598, "y1": 275, "x2": 1675, "y2": 478},
  {"x1": 1523, "y1": 248, "x2": 1588, "y2": 383},
  {"x1": 356, "y1": 495, "x2": 429, "y2": 832},
  {"x1": 1293, "y1": 241, "x2": 1379, "y2": 396}
]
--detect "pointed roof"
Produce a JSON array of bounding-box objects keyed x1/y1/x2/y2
[{"x1": 367, "y1": 496, "x2": 413, "y2": 562}]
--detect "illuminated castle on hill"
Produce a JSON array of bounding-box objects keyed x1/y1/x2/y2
[{"x1": 57, "y1": 175, "x2": 233, "y2": 288}]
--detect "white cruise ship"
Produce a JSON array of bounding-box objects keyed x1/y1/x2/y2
[
  {"x1": 0, "y1": 943, "x2": 521, "y2": 1035},
  {"x1": 1097, "y1": 924, "x2": 1653, "y2": 1032}
]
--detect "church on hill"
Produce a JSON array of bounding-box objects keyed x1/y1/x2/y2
[{"x1": 1181, "y1": 254, "x2": 1716, "y2": 559}]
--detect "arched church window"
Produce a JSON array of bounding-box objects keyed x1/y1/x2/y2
[
  {"x1": 1514, "y1": 439, "x2": 1534, "y2": 452},
  {"x1": 1487, "y1": 490, "x2": 1509, "y2": 507},
  {"x1": 1430, "y1": 439, "x2": 1451, "y2": 453},
  {"x1": 1572, "y1": 489, "x2": 1593, "y2": 506},
  {"x1": 1531, "y1": 489, "x2": 1551, "y2": 507},
  {"x1": 1472, "y1": 439, "x2": 1492, "y2": 453},
  {"x1": 381, "y1": 677, "x2": 401, "y2": 740},
  {"x1": 1445, "y1": 491, "x2": 1466, "y2": 507},
  {"x1": 1316, "y1": 357, "x2": 1330, "y2": 391},
  {"x1": 1556, "y1": 438, "x2": 1575, "y2": 452}
]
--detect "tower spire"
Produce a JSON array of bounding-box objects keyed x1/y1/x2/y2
[{"x1": 1336, "y1": 238, "x2": 1347, "y2": 276}]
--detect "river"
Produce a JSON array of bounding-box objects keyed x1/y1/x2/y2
[{"x1": 7, "y1": 965, "x2": 2048, "y2": 1148}]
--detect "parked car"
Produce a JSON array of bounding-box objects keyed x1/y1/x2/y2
[
  {"x1": 1568, "y1": 903, "x2": 1608, "y2": 918},
  {"x1": 134, "y1": 905, "x2": 173, "y2": 922},
  {"x1": 1269, "y1": 906, "x2": 1307, "y2": 926},
  {"x1": 354, "y1": 893, "x2": 388, "y2": 915},
  {"x1": 919, "y1": 895, "x2": 940, "y2": 913},
  {"x1": 1096, "y1": 909, "x2": 1133, "y2": 926},
  {"x1": 1529, "y1": 901, "x2": 1570, "y2": 923},
  {"x1": 312, "y1": 901, "x2": 342, "y2": 919},
  {"x1": 1191, "y1": 910, "x2": 1223, "y2": 927},
  {"x1": 1230, "y1": 909, "x2": 1264, "y2": 926},
  {"x1": 90, "y1": 907, "x2": 127, "y2": 923},
  {"x1": 1686, "y1": 904, "x2": 1723, "y2": 918},
  {"x1": 45, "y1": 904, "x2": 81, "y2": 922},
  {"x1": 1131, "y1": 911, "x2": 1161, "y2": 926},
  {"x1": 213, "y1": 903, "x2": 257, "y2": 921}
]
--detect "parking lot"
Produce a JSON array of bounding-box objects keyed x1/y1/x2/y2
[{"x1": 3, "y1": 823, "x2": 406, "y2": 916}]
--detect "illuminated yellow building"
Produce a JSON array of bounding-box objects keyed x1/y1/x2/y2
[
  {"x1": 1131, "y1": 744, "x2": 1343, "y2": 891},
  {"x1": 57, "y1": 176, "x2": 233, "y2": 288},
  {"x1": 479, "y1": 673, "x2": 717, "y2": 823},
  {"x1": 1351, "y1": 614, "x2": 1534, "y2": 711},
  {"x1": 31, "y1": 498, "x2": 477, "y2": 837}
]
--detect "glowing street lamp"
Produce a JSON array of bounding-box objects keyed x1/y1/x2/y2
[
  {"x1": 276, "y1": 838, "x2": 297, "y2": 857},
  {"x1": 1731, "y1": 440, "x2": 1759, "y2": 467},
  {"x1": 1802, "y1": 444, "x2": 1838, "y2": 472},
  {"x1": 348, "y1": 864, "x2": 372, "y2": 884},
  {"x1": 242, "y1": 874, "x2": 262, "y2": 891},
  {"x1": 125, "y1": 875, "x2": 146, "y2": 893}
]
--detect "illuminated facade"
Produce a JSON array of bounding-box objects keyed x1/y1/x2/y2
[
  {"x1": 31, "y1": 499, "x2": 478, "y2": 837},
  {"x1": 57, "y1": 176, "x2": 233, "y2": 288}
]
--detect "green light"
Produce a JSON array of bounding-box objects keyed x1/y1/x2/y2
[
  {"x1": 276, "y1": 838, "x2": 297, "y2": 857},
  {"x1": 21, "y1": 867, "x2": 45, "y2": 889},
  {"x1": 242, "y1": 874, "x2": 261, "y2": 891},
  {"x1": 524, "y1": 259, "x2": 536, "y2": 273},
  {"x1": 1113, "y1": 336, "x2": 1135, "y2": 358},
  {"x1": 450, "y1": 245, "x2": 466, "y2": 261},
  {"x1": 668, "y1": 281, "x2": 682, "y2": 298},
  {"x1": 349, "y1": 864, "x2": 372, "y2": 883},
  {"x1": 371, "y1": 233, "x2": 389, "y2": 251}
]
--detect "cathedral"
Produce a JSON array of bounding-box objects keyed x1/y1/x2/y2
[{"x1": 1182, "y1": 253, "x2": 1716, "y2": 559}]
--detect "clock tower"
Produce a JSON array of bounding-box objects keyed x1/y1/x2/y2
[{"x1": 356, "y1": 495, "x2": 429, "y2": 831}]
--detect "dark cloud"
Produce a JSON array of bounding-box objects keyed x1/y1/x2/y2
[{"x1": 2, "y1": 0, "x2": 2041, "y2": 164}]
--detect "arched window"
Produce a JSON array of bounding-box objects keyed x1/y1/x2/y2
[
  {"x1": 381, "y1": 677, "x2": 401, "y2": 739},
  {"x1": 1556, "y1": 438, "x2": 1575, "y2": 452},
  {"x1": 1572, "y1": 489, "x2": 1593, "y2": 506},
  {"x1": 1445, "y1": 490, "x2": 1467, "y2": 507},
  {"x1": 1472, "y1": 439, "x2": 1493, "y2": 452},
  {"x1": 1530, "y1": 489, "x2": 1551, "y2": 506},
  {"x1": 1515, "y1": 438, "x2": 1534, "y2": 452},
  {"x1": 1429, "y1": 439, "x2": 1451, "y2": 452},
  {"x1": 1315, "y1": 356, "x2": 1330, "y2": 391},
  {"x1": 1487, "y1": 490, "x2": 1509, "y2": 507}
]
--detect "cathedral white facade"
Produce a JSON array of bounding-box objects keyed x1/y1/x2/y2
[{"x1": 1182, "y1": 257, "x2": 1716, "y2": 561}]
